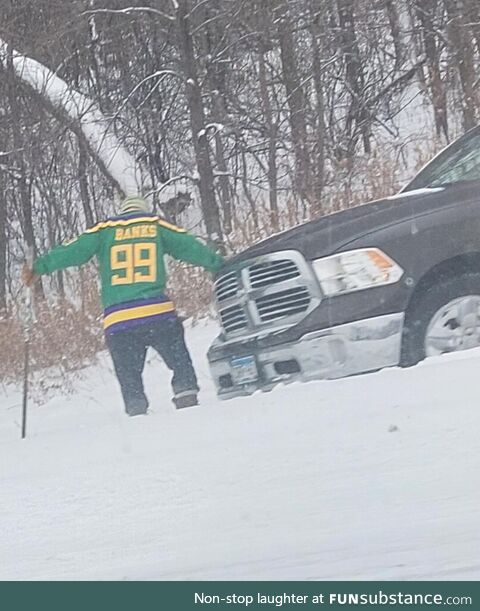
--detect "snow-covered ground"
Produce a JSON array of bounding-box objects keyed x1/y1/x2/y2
[{"x1": 1, "y1": 321, "x2": 479, "y2": 581}]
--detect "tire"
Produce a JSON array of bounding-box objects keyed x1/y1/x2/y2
[{"x1": 400, "y1": 271, "x2": 480, "y2": 367}]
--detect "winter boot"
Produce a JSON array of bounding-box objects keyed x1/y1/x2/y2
[
  {"x1": 126, "y1": 404, "x2": 148, "y2": 417},
  {"x1": 173, "y1": 391, "x2": 199, "y2": 409}
]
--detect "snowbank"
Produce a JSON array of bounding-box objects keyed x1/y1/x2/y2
[{"x1": 1, "y1": 322, "x2": 479, "y2": 580}]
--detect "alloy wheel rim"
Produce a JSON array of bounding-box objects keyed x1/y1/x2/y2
[{"x1": 425, "y1": 295, "x2": 480, "y2": 357}]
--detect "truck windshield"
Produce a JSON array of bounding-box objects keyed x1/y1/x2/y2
[{"x1": 404, "y1": 126, "x2": 480, "y2": 191}]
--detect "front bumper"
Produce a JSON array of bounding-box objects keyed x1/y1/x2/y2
[{"x1": 208, "y1": 312, "x2": 405, "y2": 399}]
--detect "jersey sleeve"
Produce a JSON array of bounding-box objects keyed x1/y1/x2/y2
[
  {"x1": 33, "y1": 231, "x2": 100, "y2": 275},
  {"x1": 158, "y1": 221, "x2": 224, "y2": 272}
]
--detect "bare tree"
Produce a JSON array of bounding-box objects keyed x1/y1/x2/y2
[
  {"x1": 0, "y1": 0, "x2": 479, "y2": 323},
  {"x1": 445, "y1": 0, "x2": 478, "y2": 130},
  {"x1": 176, "y1": 0, "x2": 223, "y2": 243},
  {"x1": 415, "y1": 0, "x2": 449, "y2": 139}
]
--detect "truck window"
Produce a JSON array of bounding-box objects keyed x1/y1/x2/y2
[{"x1": 404, "y1": 127, "x2": 480, "y2": 191}]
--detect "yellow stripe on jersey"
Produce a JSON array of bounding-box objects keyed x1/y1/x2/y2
[
  {"x1": 158, "y1": 219, "x2": 187, "y2": 233},
  {"x1": 85, "y1": 216, "x2": 161, "y2": 234},
  {"x1": 103, "y1": 301, "x2": 175, "y2": 330},
  {"x1": 85, "y1": 216, "x2": 187, "y2": 234}
]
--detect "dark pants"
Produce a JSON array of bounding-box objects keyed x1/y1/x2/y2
[{"x1": 105, "y1": 316, "x2": 198, "y2": 415}]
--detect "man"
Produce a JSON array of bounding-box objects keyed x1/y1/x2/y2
[{"x1": 22, "y1": 196, "x2": 224, "y2": 415}]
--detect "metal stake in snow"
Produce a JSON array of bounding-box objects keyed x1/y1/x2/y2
[{"x1": 21, "y1": 248, "x2": 35, "y2": 440}]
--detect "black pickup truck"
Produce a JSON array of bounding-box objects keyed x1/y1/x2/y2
[{"x1": 208, "y1": 126, "x2": 480, "y2": 399}]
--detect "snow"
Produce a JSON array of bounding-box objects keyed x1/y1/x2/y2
[
  {"x1": 84, "y1": 7, "x2": 175, "y2": 22},
  {"x1": 387, "y1": 187, "x2": 445, "y2": 200},
  {"x1": 1, "y1": 321, "x2": 479, "y2": 581}
]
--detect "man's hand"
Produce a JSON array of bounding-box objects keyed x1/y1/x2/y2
[{"x1": 21, "y1": 264, "x2": 37, "y2": 287}]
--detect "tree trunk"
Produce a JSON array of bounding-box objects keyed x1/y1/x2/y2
[
  {"x1": 78, "y1": 137, "x2": 95, "y2": 227},
  {"x1": 0, "y1": 175, "x2": 7, "y2": 311},
  {"x1": 309, "y1": 0, "x2": 327, "y2": 213},
  {"x1": 463, "y1": 0, "x2": 480, "y2": 58},
  {"x1": 336, "y1": 0, "x2": 371, "y2": 156},
  {"x1": 415, "y1": 0, "x2": 449, "y2": 139},
  {"x1": 6, "y1": 70, "x2": 35, "y2": 251},
  {"x1": 385, "y1": 0, "x2": 404, "y2": 70},
  {"x1": 258, "y1": 41, "x2": 279, "y2": 230},
  {"x1": 274, "y1": 0, "x2": 312, "y2": 207},
  {"x1": 445, "y1": 0, "x2": 478, "y2": 130},
  {"x1": 202, "y1": 1, "x2": 234, "y2": 235},
  {"x1": 176, "y1": 0, "x2": 223, "y2": 244},
  {"x1": 5, "y1": 49, "x2": 44, "y2": 299}
]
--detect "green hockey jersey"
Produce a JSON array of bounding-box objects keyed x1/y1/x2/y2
[{"x1": 33, "y1": 212, "x2": 224, "y2": 334}]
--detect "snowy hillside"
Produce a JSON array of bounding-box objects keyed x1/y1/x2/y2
[{"x1": 1, "y1": 321, "x2": 479, "y2": 581}]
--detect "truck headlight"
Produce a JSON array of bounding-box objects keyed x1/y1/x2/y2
[{"x1": 312, "y1": 248, "x2": 404, "y2": 296}]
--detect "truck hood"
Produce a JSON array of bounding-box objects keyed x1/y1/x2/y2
[{"x1": 228, "y1": 186, "x2": 454, "y2": 263}]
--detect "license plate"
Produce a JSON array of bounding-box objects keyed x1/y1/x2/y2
[{"x1": 231, "y1": 355, "x2": 258, "y2": 385}]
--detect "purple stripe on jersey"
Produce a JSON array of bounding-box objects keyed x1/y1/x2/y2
[
  {"x1": 107, "y1": 212, "x2": 157, "y2": 222},
  {"x1": 105, "y1": 311, "x2": 177, "y2": 335},
  {"x1": 104, "y1": 295, "x2": 171, "y2": 316}
]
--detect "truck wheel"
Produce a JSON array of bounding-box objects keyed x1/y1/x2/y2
[{"x1": 401, "y1": 272, "x2": 480, "y2": 367}]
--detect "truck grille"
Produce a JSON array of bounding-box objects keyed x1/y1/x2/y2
[
  {"x1": 248, "y1": 259, "x2": 300, "y2": 288},
  {"x1": 219, "y1": 304, "x2": 247, "y2": 333},
  {"x1": 216, "y1": 271, "x2": 239, "y2": 302},
  {"x1": 214, "y1": 251, "x2": 319, "y2": 336},
  {"x1": 256, "y1": 286, "x2": 311, "y2": 322}
]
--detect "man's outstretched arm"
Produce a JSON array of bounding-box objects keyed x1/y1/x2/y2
[
  {"x1": 159, "y1": 221, "x2": 224, "y2": 273},
  {"x1": 31, "y1": 231, "x2": 100, "y2": 278}
]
